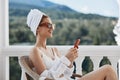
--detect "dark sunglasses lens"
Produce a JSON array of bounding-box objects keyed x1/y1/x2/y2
[{"x1": 48, "y1": 24, "x2": 52, "y2": 28}]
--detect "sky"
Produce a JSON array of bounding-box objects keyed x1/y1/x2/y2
[{"x1": 47, "y1": 0, "x2": 119, "y2": 17}]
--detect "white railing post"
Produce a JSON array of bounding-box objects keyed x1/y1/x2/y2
[
  {"x1": 118, "y1": 59, "x2": 120, "y2": 79},
  {"x1": 75, "y1": 56, "x2": 85, "y2": 74},
  {"x1": 0, "y1": 0, "x2": 9, "y2": 80},
  {"x1": 0, "y1": 0, "x2": 3, "y2": 79},
  {"x1": 90, "y1": 56, "x2": 103, "y2": 70},
  {"x1": 0, "y1": 0, "x2": 2, "y2": 79},
  {"x1": 108, "y1": 56, "x2": 120, "y2": 74}
]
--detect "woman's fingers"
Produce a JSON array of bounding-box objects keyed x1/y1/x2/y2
[
  {"x1": 66, "y1": 48, "x2": 79, "y2": 62},
  {"x1": 71, "y1": 48, "x2": 78, "y2": 54}
]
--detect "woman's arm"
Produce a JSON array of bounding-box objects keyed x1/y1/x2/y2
[
  {"x1": 52, "y1": 48, "x2": 75, "y2": 78},
  {"x1": 29, "y1": 47, "x2": 46, "y2": 75},
  {"x1": 54, "y1": 47, "x2": 82, "y2": 78},
  {"x1": 53, "y1": 47, "x2": 78, "y2": 68},
  {"x1": 29, "y1": 47, "x2": 72, "y2": 79}
]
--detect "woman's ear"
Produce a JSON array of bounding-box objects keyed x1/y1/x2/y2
[{"x1": 36, "y1": 28, "x2": 39, "y2": 36}]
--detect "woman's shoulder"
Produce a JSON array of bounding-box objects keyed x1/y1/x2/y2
[
  {"x1": 31, "y1": 46, "x2": 40, "y2": 54},
  {"x1": 29, "y1": 46, "x2": 42, "y2": 58}
]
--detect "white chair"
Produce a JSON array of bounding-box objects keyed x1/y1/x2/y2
[{"x1": 19, "y1": 56, "x2": 40, "y2": 80}]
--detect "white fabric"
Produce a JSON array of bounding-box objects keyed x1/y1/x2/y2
[
  {"x1": 113, "y1": 24, "x2": 120, "y2": 45},
  {"x1": 39, "y1": 49, "x2": 74, "y2": 80},
  {"x1": 27, "y1": 9, "x2": 47, "y2": 36},
  {"x1": 64, "y1": 67, "x2": 74, "y2": 79},
  {"x1": 60, "y1": 56, "x2": 71, "y2": 66}
]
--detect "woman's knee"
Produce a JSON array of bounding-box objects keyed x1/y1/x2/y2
[{"x1": 102, "y1": 65, "x2": 115, "y2": 73}]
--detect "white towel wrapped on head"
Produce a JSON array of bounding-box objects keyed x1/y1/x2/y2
[{"x1": 27, "y1": 9, "x2": 47, "y2": 36}]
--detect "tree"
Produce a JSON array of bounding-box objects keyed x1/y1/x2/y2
[
  {"x1": 10, "y1": 57, "x2": 21, "y2": 80},
  {"x1": 82, "y1": 56, "x2": 94, "y2": 75},
  {"x1": 99, "y1": 56, "x2": 111, "y2": 67}
]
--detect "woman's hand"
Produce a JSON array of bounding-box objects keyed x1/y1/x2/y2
[{"x1": 65, "y1": 48, "x2": 78, "y2": 63}]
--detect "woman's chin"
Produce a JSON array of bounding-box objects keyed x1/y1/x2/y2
[{"x1": 47, "y1": 35, "x2": 53, "y2": 38}]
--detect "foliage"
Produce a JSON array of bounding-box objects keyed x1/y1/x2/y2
[
  {"x1": 82, "y1": 56, "x2": 94, "y2": 75},
  {"x1": 99, "y1": 56, "x2": 111, "y2": 67},
  {"x1": 9, "y1": 15, "x2": 117, "y2": 45},
  {"x1": 10, "y1": 57, "x2": 21, "y2": 80}
]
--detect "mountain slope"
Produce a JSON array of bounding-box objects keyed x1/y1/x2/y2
[
  {"x1": 9, "y1": 0, "x2": 77, "y2": 12},
  {"x1": 9, "y1": 0, "x2": 117, "y2": 20},
  {"x1": 9, "y1": 0, "x2": 55, "y2": 7}
]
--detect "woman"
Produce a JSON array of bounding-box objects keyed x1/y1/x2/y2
[{"x1": 27, "y1": 9, "x2": 118, "y2": 80}]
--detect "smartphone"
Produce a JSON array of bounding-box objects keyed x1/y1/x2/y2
[{"x1": 74, "y1": 39, "x2": 80, "y2": 49}]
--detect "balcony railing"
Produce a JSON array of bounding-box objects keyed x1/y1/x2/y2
[{"x1": 1, "y1": 46, "x2": 120, "y2": 80}]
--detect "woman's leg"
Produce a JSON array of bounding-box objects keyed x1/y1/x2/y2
[{"x1": 79, "y1": 65, "x2": 118, "y2": 80}]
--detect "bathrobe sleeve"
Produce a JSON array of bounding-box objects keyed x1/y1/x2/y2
[{"x1": 39, "y1": 56, "x2": 73, "y2": 80}]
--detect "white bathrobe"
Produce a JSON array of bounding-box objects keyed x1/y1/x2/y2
[{"x1": 38, "y1": 50, "x2": 74, "y2": 80}]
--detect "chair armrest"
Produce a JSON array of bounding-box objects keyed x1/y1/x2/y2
[
  {"x1": 45, "y1": 78, "x2": 54, "y2": 80},
  {"x1": 72, "y1": 73, "x2": 82, "y2": 78}
]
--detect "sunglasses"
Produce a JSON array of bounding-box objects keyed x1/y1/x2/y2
[{"x1": 39, "y1": 23, "x2": 55, "y2": 29}]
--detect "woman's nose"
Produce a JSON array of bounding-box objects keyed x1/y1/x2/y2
[{"x1": 51, "y1": 25, "x2": 55, "y2": 30}]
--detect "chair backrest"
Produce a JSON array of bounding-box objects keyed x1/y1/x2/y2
[{"x1": 19, "y1": 56, "x2": 40, "y2": 80}]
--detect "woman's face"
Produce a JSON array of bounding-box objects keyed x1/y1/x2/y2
[{"x1": 37, "y1": 17, "x2": 55, "y2": 38}]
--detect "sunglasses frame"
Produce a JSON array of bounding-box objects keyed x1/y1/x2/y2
[{"x1": 39, "y1": 22, "x2": 55, "y2": 29}]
